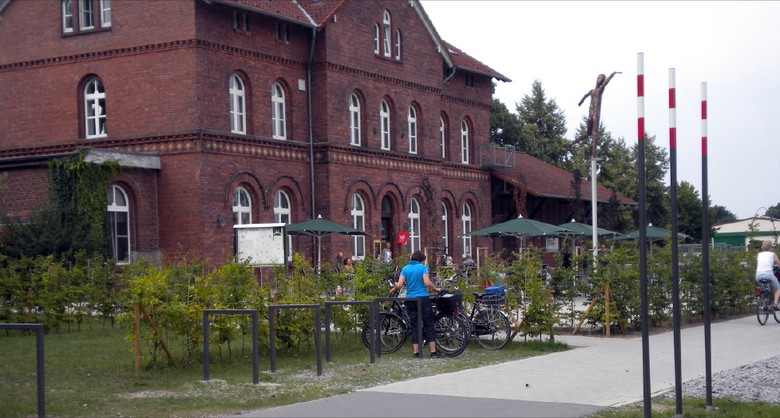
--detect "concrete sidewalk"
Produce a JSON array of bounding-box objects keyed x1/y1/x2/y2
[{"x1": 234, "y1": 315, "x2": 778, "y2": 417}]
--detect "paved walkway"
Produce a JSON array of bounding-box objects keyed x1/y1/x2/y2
[{"x1": 234, "y1": 315, "x2": 778, "y2": 417}]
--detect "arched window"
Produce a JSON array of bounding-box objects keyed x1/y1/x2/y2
[
  {"x1": 349, "y1": 93, "x2": 361, "y2": 146},
  {"x1": 382, "y1": 10, "x2": 391, "y2": 57},
  {"x1": 107, "y1": 185, "x2": 130, "y2": 264},
  {"x1": 460, "y1": 120, "x2": 470, "y2": 164},
  {"x1": 272, "y1": 82, "x2": 286, "y2": 140},
  {"x1": 395, "y1": 29, "x2": 402, "y2": 60},
  {"x1": 229, "y1": 74, "x2": 246, "y2": 134},
  {"x1": 380, "y1": 100, "x2": 391, "y2": 150},
  {"x1": 84, "y1": 78, "x2": 106, "y2": 138},
  {"x1": 232, "y1": 186, "x2": 252, "y2": 225},
  {"x1": 373, "y1": 23, "x2": 380, "y2": 54},
  {"x1": 408, "y1": 105, "x2": 417, "y2": 154},
  {"x1": 440, "y1": 116, "x2": 447, "y2": 159},
  {"x1": 441, "y1": 201, "x2": 449, "y2": 257},
  {"x1": 274, "y1": 189, "x2": 292, "y2": 259},
  {"x1": 461, "y1": 203, "x2": 472, "y2": 257},
  {"x1": 409, "y1": 198, "x2": 421, "y2": 253},
  {"x1": 351, "y1": 194, "x2": 366, "y2": 258}
]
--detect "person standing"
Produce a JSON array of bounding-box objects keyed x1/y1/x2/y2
[
  {"x1": 756, "y1": 240, "x2": 780, "y2": 310},
  {"x1": 334, "y1": 251, "x2": 344, "y2": 272},
  {"x1": 381, "y1": 242, "x2": 393, "y2": 264},
  {"x1": 389, "y1": 250, "x2": 443, "y2": 358}
]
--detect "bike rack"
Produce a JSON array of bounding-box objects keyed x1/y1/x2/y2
[
  {"x1": 371, "y1": 297, "x2": 423, "y2": 358},
  {"x1": 268, "y1": 304, "x2": 322, "y2": 375},
  {"x1": 0, "y1": 323, "x2": 45, "y2": 418},
  {"x1": 323, "y1": 300, "x2": 376, "y2": 364},
  {"x1": 202, "y1": 309, "x2": 259, "y2": 384}
]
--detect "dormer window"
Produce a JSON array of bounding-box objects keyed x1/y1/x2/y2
[{"x1": 62, "y1": 0, "x2": 111, "y2": 35}]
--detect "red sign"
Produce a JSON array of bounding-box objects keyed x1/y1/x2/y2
[{"x1": 397, "y1": 231, "x2": 408, "y2": 245}]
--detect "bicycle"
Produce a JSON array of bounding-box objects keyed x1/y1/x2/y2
[
  {"x1": 464, "y1": 290, "x2": 512, "y2": 349},
  {"x1": 360, "y1": 280, "x2": 470, "y2": 357},
  {"x1": 440, "y1": 275, "x2": 512, "y2": 349},
  {"x1": 755, "y1": 278, "x2": 780, "y2": 325}
]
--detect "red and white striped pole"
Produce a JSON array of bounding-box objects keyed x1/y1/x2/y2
[
  {"x1": 637, "y1": 52, "x2": 651, "y2": 418},
  {"x1": 668, "y1": 68, "x2": 683, "y2": 416},
  {"x1": 701, "y1": 81, "x2": 714, "y2": 410}
]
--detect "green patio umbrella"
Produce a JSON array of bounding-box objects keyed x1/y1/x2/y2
[
  {"x1": 557, "y1": 219, "x2": 622, "y2": 238},
  {"x1": 466, "y1": 215, "x2": 570, "y2": 237},
  {"x1": 286, "y1": 215, "x2": 370, "y2": 269},
  {"x1": 616, "y1": 224, "x2": 691, "y2": 242}
]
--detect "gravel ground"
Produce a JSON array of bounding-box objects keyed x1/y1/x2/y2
[{"x1": 664, "y1": 355, "x2": 780, "y2": 404}]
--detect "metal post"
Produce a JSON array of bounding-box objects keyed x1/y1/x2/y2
[
  {"x1": 637, "y1": 52, "x2": 652, "y2": 418},
  {"x1": 701, "y1": 82, "x2": 714, "y2": 411},
  {"x1": 203, "y1": 311, "x2": 210, "y2": 381},
  {"x1": 668, "y1": 68, "x2": 683, "y2": 418},
  {"x1": 269, "y1": 307, "x2": 277, "y2": 372}
]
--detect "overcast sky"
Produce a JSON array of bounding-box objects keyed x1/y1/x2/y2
[{"x1": 421, "y1": 1, "x2": 780, "y2": 220}]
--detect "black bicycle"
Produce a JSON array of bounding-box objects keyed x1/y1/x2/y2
[
  {"x1": 755, "y1": 278, "x2": 780, "y2": 325},
  {"x1": 465, "y1": 291, "x2": 512, "y2": 349},
  {"x1": 361, "y1": 284, "x2": 470, "y2": 357}
]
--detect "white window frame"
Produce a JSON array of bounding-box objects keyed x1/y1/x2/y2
[
  {"x1": 232, "y1": 186, "x2": 252, "y2": 225},
  {"x1": 380, "y1": 100, "x2": 391, "y2": 150},
  {"x1": 107, "y1": 184, "x2": 130, "y2": 264},
  {"x1": 440, "y1": 116, "x2": 446, "y2": 159},
  {"x1": 272, "y1": 82, "x2": 286, "y2": 140},
  {"x1": 408, "y1": 105, "x2": 417, "y2": 154},
  {"x1": 62, "y1": 0, "x2": 73, "y2": 33},
  {"x1": 349, "y1": 93, "x2": 361, "y2": 146},
  {"x1": 373, "y1": 23, "x2": 380, "y2": 54},
  {"x1": 409, "y1": 198, "x2": 421, "y2": 253},
  {"x1": 382, "y1": 10, "x2": 391, "y2": 57},
  {"x1": 461, "y1": 120, "x2": 470, "y2": 164},
  {"x1": 462, "y1": 203, "x2": 472, "y2": 257},
  {"x1": 395, "y1": 29, "x2": 402, "y2": 60},
  {"x1": 351, "y1": 194, "x2": 366, "y2": 259},
  {"x1": 274, "y1": 190, "x2": 293, "y2": 259},
  {"x1": 99, "y1": 0, "x2": 111, "y2": 28},
  {"x1": 85, "y1": 78, "x2": 106, "y2": 138},
  {"x1": 441, "y1": 202, "x2": 449, "y2": 256},
  {"x1": 79, "y1": 0, "x2": 94, "y2": 30},
  {"x1": 229, "y1": 74, "x2": 246, "y2": 134}
]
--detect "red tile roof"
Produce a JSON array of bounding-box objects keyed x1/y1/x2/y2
[
  {"x1": 210, "y1": 1, "x2": 509, "y2": 82},
  {"x1": 495, "y1": 153, "x2": 636, "y2": 205},
  {"x1": 442, "y1": 41, "x2": 510, "y2": 82}
]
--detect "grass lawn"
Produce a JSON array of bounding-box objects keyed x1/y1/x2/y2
[{"x1": 0, "y1": 323, "x2": 568, "y2": 417}]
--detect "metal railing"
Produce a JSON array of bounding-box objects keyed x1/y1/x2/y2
[
  {"x1": 269, "y1": 304, "x2": 322, "y2": 375},
  {"x1": 1, "y1": 323, "x2": 45, "y2": 418},
  {"x1": 202, "y1": 309, "x2": 259, "y2": 384}
]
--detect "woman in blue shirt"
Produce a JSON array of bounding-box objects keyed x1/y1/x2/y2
[{"x1": 389, "y1": 250, "x2": 443, "y2": 358}]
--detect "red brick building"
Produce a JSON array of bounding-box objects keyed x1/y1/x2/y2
[{"x1": 0, "y1": 0, "x2": 631, "y2": 268}]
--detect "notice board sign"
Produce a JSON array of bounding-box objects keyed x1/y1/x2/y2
[{"x1": 234, "y1": 223, "x2": 287, "y2": 266}]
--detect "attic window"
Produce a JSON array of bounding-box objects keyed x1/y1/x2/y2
[
  {"x1": 466, "y1": 73, "x2": 474, "y2": 87},
  {"x1": 61, "y1": 0, "x2": 112, "y2": 35},
  {"x1": 233, "y1": 11, "x2": 248, "y2": 32},
  {"x1": 276, "y1": 21, "x2": 290, "y2": 42}
]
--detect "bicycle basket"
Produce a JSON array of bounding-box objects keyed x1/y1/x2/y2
[
  {"x1": 478, "y1": 292, "x2": 506, "y2": 306},
  {"x1": 435, "y1": 292, "x2": 463, "y2": 315}
]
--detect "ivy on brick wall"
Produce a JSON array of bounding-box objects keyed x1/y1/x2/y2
[{"x1": 1, "y1": 149, "x2": 119, "y2": 262}]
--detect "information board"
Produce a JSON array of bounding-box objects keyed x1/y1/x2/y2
[{"x1": 234, "y1": 223, "x2": 287, "y2": 266}]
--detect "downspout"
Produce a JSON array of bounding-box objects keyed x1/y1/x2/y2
[
  {"x1": 443, "y1": 67, "x2": 456, "y2": 84},
  {"x1": 307, "y1": 26, "x2": 317, "y2": 219}
]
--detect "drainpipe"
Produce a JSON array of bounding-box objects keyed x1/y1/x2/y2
[
  {"x1": 443, "y1": 67, "x2": 456, "y2": 84},
  {"x1": 307, "y1": 27, "x2": 317, "y2": 219}
]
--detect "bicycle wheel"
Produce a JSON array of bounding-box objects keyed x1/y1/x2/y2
[
  {"x1": 757, "y1": 291, "x2": 770, "y2": 325},
  {"x1": 473, "y1": 307, "x2": 511, "y2": 350},
  {"x1": 361, "y1": 312, "x2": 408, "y2": 354},
  {"x1": 434, "y1": 313, "x2": 470, "y2": 357}
]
